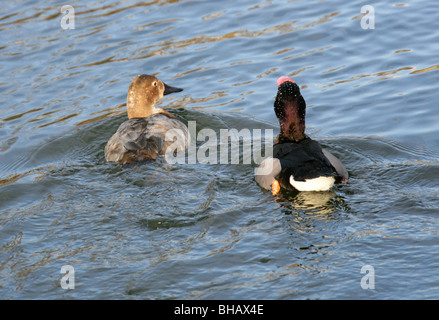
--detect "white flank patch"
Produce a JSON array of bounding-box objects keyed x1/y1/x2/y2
[
  {"x1": 289, "y1": 175, "x2": 335, "y2": 192},
  {"x1": 255, "y1": 157, "x2": 282, "y2": 190}
]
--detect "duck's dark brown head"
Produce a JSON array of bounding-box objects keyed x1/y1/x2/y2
[{"x1": 274, "y1": 76, "x2": 307, "y2": 142}]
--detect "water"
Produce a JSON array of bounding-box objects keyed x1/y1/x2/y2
[{"x1": 1, "y1": 0, "x2": 438, "y2": 299}]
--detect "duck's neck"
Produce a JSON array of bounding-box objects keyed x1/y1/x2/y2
[
  {"x1": 276, "y1": 104, "x2": 307, "y2": 143},
  {"x1": 276, "y1": 129, "x2": 307, "y2": 144},
  {"x1": 126, "y1": 90, "x2": 157, "y2": 119},
  {"x1": 127, "y1": 104, "x2": 157, "y2": 119}
]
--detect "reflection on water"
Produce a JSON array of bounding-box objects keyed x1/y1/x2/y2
[
  {"x1": 278, "y1": 190, "x2": 340, "y2": 214},
  {"x1": 275, "y1": 190, "x2": 348, "y2": 245},
  {"x1": 1, "y1": 0, "x2": 439, "y2": 299}
]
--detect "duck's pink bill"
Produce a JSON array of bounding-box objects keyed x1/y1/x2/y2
[{"x1": 277, "y1": 76, "x2": 295, "y2": 87}]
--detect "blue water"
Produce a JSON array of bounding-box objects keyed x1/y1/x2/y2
[{"x1": 0, "y1": 0, "x2": 438, "y2": 299}]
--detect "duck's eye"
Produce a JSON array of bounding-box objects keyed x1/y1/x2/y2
[{"x1": 153, "y1": 81, "x2": 158, "y2": 87}]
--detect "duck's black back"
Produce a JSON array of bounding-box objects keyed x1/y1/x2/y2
[{"x1": 274, "y1": 138, "x2": 337, "y2": 187}]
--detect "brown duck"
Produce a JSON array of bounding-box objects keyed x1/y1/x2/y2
[{"x1": 105, "y1": 74, "x2": 188, "y2": 164}]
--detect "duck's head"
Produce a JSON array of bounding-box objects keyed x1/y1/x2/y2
[
  {"x1": 126, "y1": 74, "x2": 183, "y2": 119},
  {"x1": 274, "y1": 76, "x2": 307, "y2": 142}
]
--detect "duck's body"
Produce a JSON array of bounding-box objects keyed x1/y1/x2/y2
[
  {"x1": 105, "y1": 74, "x2": 188, "y2": 165},
  {"x1": 255, "y1": 76, "x2": 348, "y2": 193},
  {"x1": 273, "y1": 137, "x2": 339, "y2": 191},
  {"x1": 105, "y1": 113, "x2": 188, "y2": 164}
]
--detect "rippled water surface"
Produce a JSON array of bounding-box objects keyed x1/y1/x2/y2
[{"x1": 1, "y1": 0, "x2": 438, "y2": 299}]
